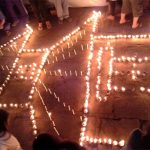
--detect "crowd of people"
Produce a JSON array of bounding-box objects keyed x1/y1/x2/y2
[
  {"x1": 0, "y1": 0, "x2": 148, "y2": 35},
  {"x1": 0, "y1": 0, "x2": 72, "y2": 33},
  {"x1": 107, "y1": 0, "x2": 145, "y2": 29},
  {"x1": 1, "y1": 108, "x2": 150, "y2": 150}
]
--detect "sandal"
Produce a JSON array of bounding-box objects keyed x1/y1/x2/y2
[{"x1": 46, "y1": 21, "x2": 52, "y2": 30}]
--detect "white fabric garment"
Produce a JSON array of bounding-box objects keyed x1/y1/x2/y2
[
  {"x1": 48, "y1": 0, "x2": 108, "y2": 7},
  {"x1": 0, "y1": 132, "x2": 22, "y2": 150}
]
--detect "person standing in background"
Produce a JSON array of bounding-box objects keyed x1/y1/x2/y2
[
  {"x1": 54, "y1": 0, "x2": 72, "y2": 24},
  {"x1": 107, "y1": 0, "x2": 117, "y2": 20},
  {"x1": 0, "y1": 8, "x2": 11, "y2": 35},
  {"x1": 107, "y1": 0, "x2": 122, "y2": 20},
  {"x1": 29, "y1": 0, "x2": 52, "y2": 30},
  {"x1": 0, "y1": 0, "x2": 28, "y2": 27},
  {"x1": 120, "y1": 0, "x2": 143, "y2": 29}
]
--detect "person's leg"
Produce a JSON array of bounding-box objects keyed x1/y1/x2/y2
[
  {"x1": 54, "y1": 0, "x2": 64, "y2": 23},
  {"x1": 29, "y1": 0, "x2": 43, "y2": 30},
  {"x1": 13, "y1": 0, "x2": 28, "y2": 21},
  {"x1": 131, "y1": 0, "x2": 143, "y2": 28},
  {"x1": 4, "y1": 0, "x2": 18, "y2": 23},
  {"x1": 120, "y1": 0, "x2": 131, "y2": 24},
  {"x1": 0, "y1": 10, "x2": 5, "y2": 29},
  {"x1": 62, "y1": 0, "x2": 72, "y2": 22},
  {"x1": 38, "y1": 0, "x2": 52, "y2": 29},
  {"x1": 62, "y1": 0, "x2": 69, "y2": 18},
  {"x1": 107, "y1": 0, "x2": 116, "y2": 20}
]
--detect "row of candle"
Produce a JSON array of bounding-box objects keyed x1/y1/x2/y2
[
  {"x1": 94, "y1": 34, "x2": 150, "y2": 39},
  {"x1": 111, "y1": 85, "x2": 150, "y2": 93},
  {"x1": 113, "y1": 56, "x2": 149, "y2": 63},
  {"x1": 84, "y1": 136, "x2": 125, "y2": 147},
  {"x1": 80, "y1": 11, "x2": 101, "y2": 146},
  {"x1": 113, "y1": 70, "x2": 147, "y2": 76},
  {"x1": 96, "y1": 48, "x2": 103, "y2": 101},
  {"x1": 26, "y1": 23, "x2": 87, "y2": 100},
  {"x1": 43, "y1": 69, "x2": 83, "y2": 77}
]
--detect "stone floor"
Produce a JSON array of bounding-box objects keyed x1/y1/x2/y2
[{"x1": 0, "y1": 7, "x2": 150, "y2": 150}]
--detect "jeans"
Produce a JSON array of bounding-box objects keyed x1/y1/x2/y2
[
  {"x1": 30, "y1": 0, "x2": 50, "y2": 22},
  {"x1": 2, "y1": 0, "x2": 28, "y2": 22}
]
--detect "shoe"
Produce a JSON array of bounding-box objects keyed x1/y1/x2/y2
[
  {"x1": 12, "y1": 20, "x2": 19, "y2": 27},
  {"x1": 46, "y1": 21, "x2": 52, "y2": 29},
  {"x1": 65, "y1": 17, "x2": 72, "y2": 23},
  {"x1": 38, "y1": 23, "x2": 43, "y2": 31},
  {"x1": 58, "y1": 19, "x2": 63, "y2": 24},
  {"x1": 107, "y1": 15, "x2": 115, "y2": 21}
]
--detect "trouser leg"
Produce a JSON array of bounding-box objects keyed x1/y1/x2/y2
[
  {"x1": 13, "y1": 0, "x2": 28, "y2": 20},
  {"x1": 121, "y1": 0, "x2": 131, "y2": 14},
  {"x1": 4, "y1": 0, "x2": 18, "y2": 22},
  {"x1": 38, "y1": 0, "x2": 50, "y2": 22},
  {"x1": 130, "y1": 0, "x2": 143, "y2": 17},
  {"x1": 62, "y1": 0, "x2": 69, "y2": 18},
  {"x1": 29, "y1": 0, "x2": 43, "y2": 22},
  {"x1": 109, "y1": 1, "x2": 116, "y2": 16},
  {"x1": 54, "y1": 0, "x2": 63, "y2": 20}
]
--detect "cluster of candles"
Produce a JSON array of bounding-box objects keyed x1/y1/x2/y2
[
  {"x1": 15, "y1": 63, "x2": 38, "y2": 80},
  {"x1": 0, "y1": 24, "x2": 33, "y2": 95},
  {"x1": 0, "y1": 102, "x2": 38, "y2": 136},
  {"x1": 95, "y1": 46, "x2": 114, "y2": 101},
  {"x1": 113, "y1": 56, "x2": 149, "y2": 63},
  {"x1": 28, "y1": 24, "x2": 85, "y2": 100},
  {"x1": 94, "y1": 34, "x2": 150, "y2": 39},
  {"x1": 1, "y1": 10, "x2": 149, "y2": 148}
]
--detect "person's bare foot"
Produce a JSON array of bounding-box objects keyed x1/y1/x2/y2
[
  {"x1": 107, "y1": 15, "x2": 115, "y2": 20},
  {"x1": 132, "y1": 23, "x2": 142, "y2": 29},
  {"x1": 46, "y1": 21, "x2": 52, "y2": 29},
  {"x1": 119, "y1": 19, "x2": 127, "y2": 24},
  {"x1": 38, "y1": 22, "x2": 43, "y2": 31}
]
